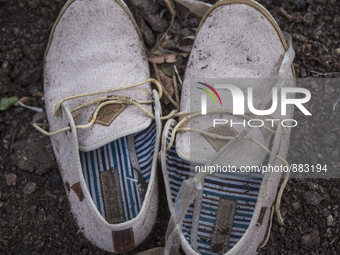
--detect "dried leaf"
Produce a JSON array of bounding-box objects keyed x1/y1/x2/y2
[
  {"x1": 0, "y1": 96, "x2": 18, "y2": 111},
  {"x1": 164, "y1": 54, "x2": 177, "y2": 63},
  {"x1": 174, "y1": 0, "x2": 212, "y2": 17},
  {"x1": 148, "y1": 55, "x2": 166, "y2": 64},
  {"x1": 159, "y1": 68, "x2": 174, "y2": 105},
  {"x1": 179, "y1": 52, "x2": 189, "y2": 58},
  {"x1": 162, "y1": 63, "x2": 173, "y2": 77},
  {"x1": 181, "y1": 35, "x2": 196, "y2": 40},
  {"x1": 14, "y1": 96, "x2": 30, "y2": 106}
]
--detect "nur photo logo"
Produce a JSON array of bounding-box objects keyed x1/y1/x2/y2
[{"x1": 196, "y1": 82, "x2": 312, "y2": 128}]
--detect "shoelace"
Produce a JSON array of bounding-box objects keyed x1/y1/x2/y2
[{"x1": 34, "y1": 30, "x2": 295, "y2": 255}]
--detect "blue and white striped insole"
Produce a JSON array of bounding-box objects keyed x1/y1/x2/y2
[
  {"x1": 79, "y1": 120, "x2": 156, "y2": 222},
  {"x1": 166, "y1": 124, "x2": 264, "y2": 254}
]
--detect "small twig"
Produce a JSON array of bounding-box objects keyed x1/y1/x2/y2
[
  {"x1": 279, "y1": 7, "x2": 292, "y2": 21},
  {"x1": 314, "y1": 23, "x2": 325, "y2": 33},
  {"x1": 322, "y1": 45, "x2": 328, "y2": 52},
  {"x1": 172, "y1": 67, "x2": 180, "y2": 109},
  {"x1": 76, "y1": 227, "x2": 84, "y2": 235},
  {"x1": 173, "y1": 65, "x2": 182, "y2": 89}
]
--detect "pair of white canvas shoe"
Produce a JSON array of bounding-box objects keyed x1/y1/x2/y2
[{"x1": 35, "y1": 0, "x2": 296, "y2": 254}]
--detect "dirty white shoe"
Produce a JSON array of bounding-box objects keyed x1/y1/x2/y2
[
  {"x1": 36, "y1": 0, "x2": 162, "y2": 253},
  {"x1": 161, "y1": 0, "x2": 296, "y2": 254}
]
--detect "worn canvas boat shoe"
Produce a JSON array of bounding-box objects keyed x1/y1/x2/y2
[
  {"x1": 35, "y1": 0, "x2": 162, "y2": 253},
  {"x1": 161, "y1": 0, "x2": 296, "y2": 255}
]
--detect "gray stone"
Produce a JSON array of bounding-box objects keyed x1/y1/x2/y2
[
  {"x1": 292, "y1": 201, "x2": 301, "y2": 211},
  {"x1": 292, "y1": 33, "x2": 307, "y2": 42},
  {"x1": 171, "y1": 21, "x2": 181, "y2": 30},
  {"x1": 13, "y1": 28, "x2": 20, "y2": 36},
  {"x1": 335, "y1": 48, "x2": 340, "y2": 56},
  {"x1": 327, "y1": 214, "x2": 334, "y2": 226},
  {"x1": 5, "y1": 173, "x2": 17, "y2": 186},
  {"x1": 11, "y1": 133, "x2": 54, "y2": 174},
  {"x1": 180, "y1": 28, "x2": 191, "y2": 37},
  {"x1": 307, "y1": 182, "x2": 319, "y2": 191},
  {"x1": 304, "y1": 190, "x2": 323, "y2": 205},
  {"x1": 23, "y1": 182, "x2": 37, "y2": 195},
  {"x1": 301, "y1": 230, "x2": 320, "y2": 246},
  {"x1": 188, "y1": 18, "x2": 201, "y2": 27}
]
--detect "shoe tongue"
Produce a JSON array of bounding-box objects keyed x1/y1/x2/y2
[{"x1": 71, "y1": 86, "x2": 153, "y2": 152}]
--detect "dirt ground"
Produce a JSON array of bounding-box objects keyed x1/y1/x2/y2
[{"x1": 0, "y1": 0, "x2": 340, "y2": 254}]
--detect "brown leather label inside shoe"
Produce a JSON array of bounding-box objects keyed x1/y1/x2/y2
[
  {"x1": 71, "y1": 182, "x2": 84, "y2": 201},
  {"x1": 100, "y1": 169, "x2": 124, "y2": 223},
  {"x1": 203, "y1": 124, "x2": 238, "y2": 151},
  {"x1": 112, "y1": 228, "x2": 135, "y2": 253},
  {"x1": 93, "y1": 103, "x2": 127, "y2": 126},
  {"x1": 210, "y1": 198, "x2": 237, "y2": 254}
]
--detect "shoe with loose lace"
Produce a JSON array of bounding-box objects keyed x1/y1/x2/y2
[
  {"x1": 34, "y1": 0, "x2": 162, "y2": 253},
  {"x1": 160, "y1": 1, "x2": 295, "y2": 254}
]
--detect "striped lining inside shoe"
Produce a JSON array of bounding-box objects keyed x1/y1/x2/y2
[
  {"x1": 166, "y1": 124, "x2": 264, "y2": 254},
  {"x1": 80, "y1": 120, "x2": 156, "y2": 222}
]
